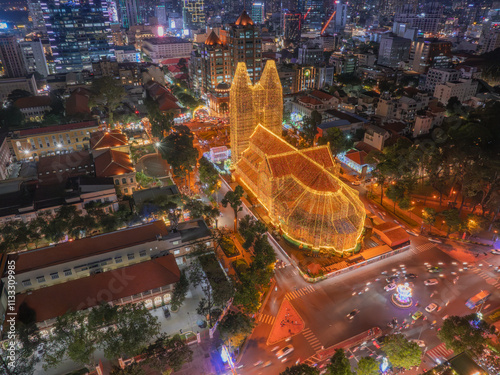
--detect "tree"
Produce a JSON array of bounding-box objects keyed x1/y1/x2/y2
[
  {"x1": 238, "y1": 215, "x2": 268, "y2": 249},
  {"x1": 280, "y1": 364, "x2": 320, "y2": 375},
  {"x1": 302, "y1": 110, "x2": 322, "y2": 147},
  {"x1": 170, "y1": 270, "x2": 190, "y2": 310},
  {"x1": 143, "y1": 334, "x2": 193, "y2": 372},
  {"x1": 326, "y1": 349, "x2": 355, "y2": 375},
  {"x1": 160, "y1": 125, "x2": 198, "y2": 180},
  {"x1": 0, "y1": 325, "x2": 40, "y2": 375},
  {"x1": 221, "y1": 185, "x2": 244, "y2": 232},
  {"x1": 465, "y1": 214, "x2": 485, "y2": 237},
  {"x1": 198, "y1": 156, "x2": 220, "y2": 196},
  {"x1": 0, "y1": 105, "x2": 24, "y2": 127},
  {"x1": 218, "y1": 311, "x2": 255, "y2": 348},
  {"x1": 150, "y1": 112, "x2": 174, "y2": 139},
  {"x1": 386, "y1": 183, "x2": 406, "y2": 213},
  {"x1": 442, "y1": 209, "x2": 462, "y2": 237},
  {"x1": 233, "y1": 280, "x2": 261, "y2": 313},
  {"x1": 446, "y1": 96, "x2": 463, "y2": 115},
  {"x1": 381, "y1": 334, "x2": 421, "y2": 370},
  {"x1": 356, "y1": 357, "x2": 379, "y2": 375},
  {"x1": 438, "y1": 314, "x2": 494, "y2": 356},
  {"x1": 319, "y1": 127, "x2": 353, "y2": 155},
  {"x1": 422, "y1": 207, "x2": 437, "y2": 233},
  {"x1": 44, "y1": 304, "x2": 160, "y2": 370},
  {"x1": 183, "y1": 198, "x2": 219, "y2": 224},
  {"x1": 7, "y1": 89, "x2": 31, "y2": 104},
  {"x1": 88, "y1": 76, "x2": 126, "y2": 125}
]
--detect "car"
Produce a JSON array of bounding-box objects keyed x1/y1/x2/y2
[
  {"x1": 411, "y1": 339, "x2": 426, "y2": 348},
  {"x1": 386, "y1": 276, "x2": 399, "y2": 283},
  {"x1": 491, "y1": 249, "x2": 500, "y2": 255},
  {"x1": 424, "y1": 278, "x2": 439, "y2": 286},
  {"x1": 263, "y1": 361, "x2": 272, "y2": 367},
  {"x1": 347, "y1": 309, "x2": 360, "y2": 320},
  {"x1": 412, "y1": 311, "x2": 423, "y2": 320},
  {"x1": 406, "y1": 229, "x2": 419, "y2": 236},
  {"x1": 406, "y1": 273, "x2": 418, "y2": 279},
  {"x1": 163, "y1": 307, "x2": 171, "y2": 318},
  {"x1": 276, "y1": 345, "x2": 294, "y2": 359},
  {"x1": 425, "y1": 303, "x2": 438, "y2": 312},
  {"x1": 428, "y1": 237, "x2": 442, "y2": 244},
  {"x1": 352, "y1": 181, "x2": 361, "y2": 186},
  {"x1": 372, "y1": 340, "x2": 381, "y2": 349},
  {"x1": 442, "y1": 315, "x2": 449, "y2": 321},
  {"x1": 384, "y1": 283, "x2": 397, "y2": 292},
  {"x1": 428, "y1": 266, "x2": 442, "y2": 273}
]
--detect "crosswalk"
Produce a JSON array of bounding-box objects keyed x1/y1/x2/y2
[
  {"x1": 426, "y1": 343, "x2": 454, "y2": 363},
  {"x1": 256, "y1": 313, "x2": 276, "y2": 325},
  {"x1": 302, "y1": 327, "x2": 323, "y2": 352},
  {"x1": 285, "y1": 285, "x2": 316, "y2": 300},
  {"x1": 412, "y1": 243, "x2": 436, "y2": 254},
  {"x1": 471, "y1": 267, "x2": 500, "y2": 288}
]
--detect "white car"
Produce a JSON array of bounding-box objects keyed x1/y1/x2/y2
[
  {"x1": 384, "y1": 283, "x2": 397, "y2": 292},
  {"x1": 276, "y1": 345, "x2": 294, "y2": 359},
  {"x1": 424, "y1": 279, "x2": 439, "y2": 286},
  {"x1": 425, "y1": 303, "x2": 438, "y2": 312},
  {"x1": 428, "y1": 237, "x2": 442, "y2": 244},
  {"x1": 491, "y1": 249, "x2": 500, "y2": 255}
]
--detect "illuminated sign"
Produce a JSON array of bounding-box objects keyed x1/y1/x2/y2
[
  {"x1": 158, "y1": 25, "x2": 164, "y2": 37},
  {"x1": 0, "y1": 23, "x2": 8, "y2": 29}
]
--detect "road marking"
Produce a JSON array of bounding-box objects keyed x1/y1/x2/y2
[
  {"x1": 471, "y1": 268, "x2": 500, "y2": 288},
  {"x1": 426, "y1": 343, "x2": 454, "y2": 363},
  {"x1": 412, "y1": 243, "x2": 435, "y2": 254},
  {"x1": 285, "y1": 286, "x2": 315, "y2": 300},
  {"x1": 256, "y1": 313, "x2": 275, "y2": 325},
  {"x1": 302, "y1": 328, "x2": 323, "y2": 351}
]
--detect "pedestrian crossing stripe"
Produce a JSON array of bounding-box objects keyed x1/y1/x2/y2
[
  {"x1": 412, "y1": 243, "x2": 435, "y2": 254},
  {"x1": 285, "y1": 285, "x2": 315, "y2": 300},
  {"x1": 256, "y1": 313, "x2": 275, "y2": 325},
  {"x1": 426, "y1": 343, "x2": 454, "y2": 363},
  {"x1": 302, "y1": 328, "x2": 322, "y2": 351}
]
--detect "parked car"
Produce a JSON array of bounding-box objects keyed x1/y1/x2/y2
[
  {"x1": 491, "y1": 249, "x2": 500, "y2": 255},
  {"x1": 424, "y1": 279, "x2": 439, "y2": 286},
  {"x1": 346, "y1": 309, "x2": 360, "y2": 320},
  {"x1": 425, "y1": 303, "x2": 438, "y2": 313},
  {"x1": 276, "y1": 345, "x2": 294, "y2": 359},
  {"x1": 163, "y1": 306, "x2": 171, "y2": 318},
  {"x1": 384, "y1": 283, "x2": 397, "y2": 292},
  {"x1": 428, "y1": 237, "x2": 442, "y2": 244}
]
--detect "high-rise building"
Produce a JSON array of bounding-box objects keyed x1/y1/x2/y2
[
  {"x1": 20, "y1": 39, "x2": 49, "y2": 77},
  {"x1": 283, "y1": 11, "x2": 302, "y2": 47},
  {"x1": 251, "y1": 2, "x2": 265, "y2": 24},
  {"x1": 230, "y1": 60, "x2": 283, "y2": 164},
  {"x1": 0, "y1": 36, "x2": 27, "y2": 78},
  {"x1": 155, "y1": 4, "x2": 167, "y2": 25},
  {"x1": 182, "y1": 0, "x2": 205, "y2": 30},
  {"x1": 333, "y1": 0, "x2": 348, "y2": 32},
  {"x1": 42, "y1": 0, "x2": 114, "y2": 73},
  {"x1": 378, "y1": 33, "x2": 412, "y2": 68},
  {"x1": 27, "y1": 0, "x2": 46, "y2": 32},
  {"x1": 410, "y1": 38, "x2": 452, "y2": 73},
  {"x1": 394, "y1": 2, "x2": 442, "y2": 34},
  {"x1": 303, "y1": 0, "x2": 324, "y2": 29},
  {"x1": 228, "y1": 10, "x2": 262, "y2": 84},
  {"x1": 200, "y1": 31, "x2": 232, "y2": 115},
  {"x1": 479, "y1": 28, "x2": 500, "y2": 54}
]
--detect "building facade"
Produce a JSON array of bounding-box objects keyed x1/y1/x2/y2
[
  {"x1": 0, "y1": 35, "x2": 27, "y2": 78},
  {"x1": 182, "y1": 0, "x2": 205, "y2": 30},
  {"x1": 378, "y1": 34, "x2": 411, "y2": 69},
  {"x1": 141, "y1": 37, "x2": 192, "y2": 63},
  {"x1": 410, "y1": 39, "x2": 452, "y2": 74},
  {"x1": 19, "y1": 39, "x2": 49, "y2": 77}
]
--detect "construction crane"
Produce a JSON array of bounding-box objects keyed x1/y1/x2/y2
[
  {"x1": 320, "y1": 10, "x2": 336, "y2": 35},
  {"x1": 303, "y1": 7, "x2": 312, "y2": 20}
]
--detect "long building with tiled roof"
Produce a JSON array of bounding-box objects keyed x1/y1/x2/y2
[{"x1": 234, "y1": 125, "x2": 365, "y2": 255}]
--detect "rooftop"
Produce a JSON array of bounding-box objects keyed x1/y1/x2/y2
[
  {"x1": 90, "y1": 130, "x2": 128, "y2": 150},
  {"x1": 143, "y1": 37, "x2": 190, "y2": 45},
  {"x1": 37, "y1": 151, "x2": 94, "y2": 186},
  {"x1": 13, "y1": 254, "x2": 180, "y2": 323},
  {"x1": 235, "y1": 10, "x2": 254, "y2": 26},
  {"x1": 5, "y1": 221, "x2": 171, "y2": 275},
  {"x1": 14, "y1": 96, "x2": 51, "y2": 109},
  {"x1": 94, "y1": 149, "x2": 134, "y2": 177},
  {"x1": 15, "y1": 120, "x2": 98, "y2": 138}
]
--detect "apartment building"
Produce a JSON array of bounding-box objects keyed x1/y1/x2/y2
[{"x1": 141, "y1": 37, "x2": 192, "y2": 64}]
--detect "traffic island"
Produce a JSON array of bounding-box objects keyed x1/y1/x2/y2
[{"x1": 266, "y1": 299, "x2": 305, "y2": 346}]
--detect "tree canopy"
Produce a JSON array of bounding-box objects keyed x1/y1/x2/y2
[
  {"x1": 159, "y1": 125, "x2": 198, "y2": 178},
  {"x1": 218, "y1": 311, "x2": 255, "y2": 348},
  {"x1": 280, "y1": 364, "x2": 320, "y2": 375},
  {"x1": 221, "y1": 185, "x2": 244, "y2": 232},
  {"x1": 381, "y1": 334, "x2": 421, "y2": 370},
  {"x1": 88, "y1": 76, "x2": 126, "y2": 125},
  {"x1": 326, "y1": 349, "x2": 355, "y2": 375}
]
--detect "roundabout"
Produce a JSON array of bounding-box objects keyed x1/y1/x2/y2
[{"x1": 390, "y1": 283, "x2": 413, "y2": 308}]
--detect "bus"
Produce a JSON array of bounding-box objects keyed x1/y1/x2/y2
[{"x1": 466, "y1": 290, "x2": 491, "y2": 309}]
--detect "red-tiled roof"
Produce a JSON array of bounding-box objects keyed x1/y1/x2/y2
[
  {"x1": 250, "y1": 125, "x2": 295, "y2": 156},
  {"x1": 345, "y1": 150, "x2": 368, "y2": 166},
  {"x1": 94, "y1": 149, "x2": 134, "y2": 177},
  {"x1": 355, "y1": 141, "x2": 378, "y2": 154},
  {"x1": 158, "y1": 93, "x2": 181, "y2": 111},
  {"x1": 90, "y1": 130, "x2": 128, "y2": 149},
  {"x1": 300, "y1": 147, "x2": 335, "y2": 169},
  {"x1": 37, "y1": 150, "x2": 94, "y2": 185},
  {"x1": 18, "y1": 121, "x2": 98, "y2": 137},
  {"x1": 14, "y1": 254, "x2": 180, "y2": 323},
  {"x1": 310, "y1": 90, "x2": 334, "y2": 101},
  {"x1": 7, "y1": 221, "x2": 170, "y2": 275},
  {"x1": 298, "y1": 96, "x2": 323, "y2": 106},
  {"x1": 160, "y1": 58, "x2": 183, "y2": 65},
  {"x1": 14, "y1": 96, "x2": 51, "y2": 109},
  {"x1": 66, "y1": 88, "x2": 91, "y2": 116}
]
